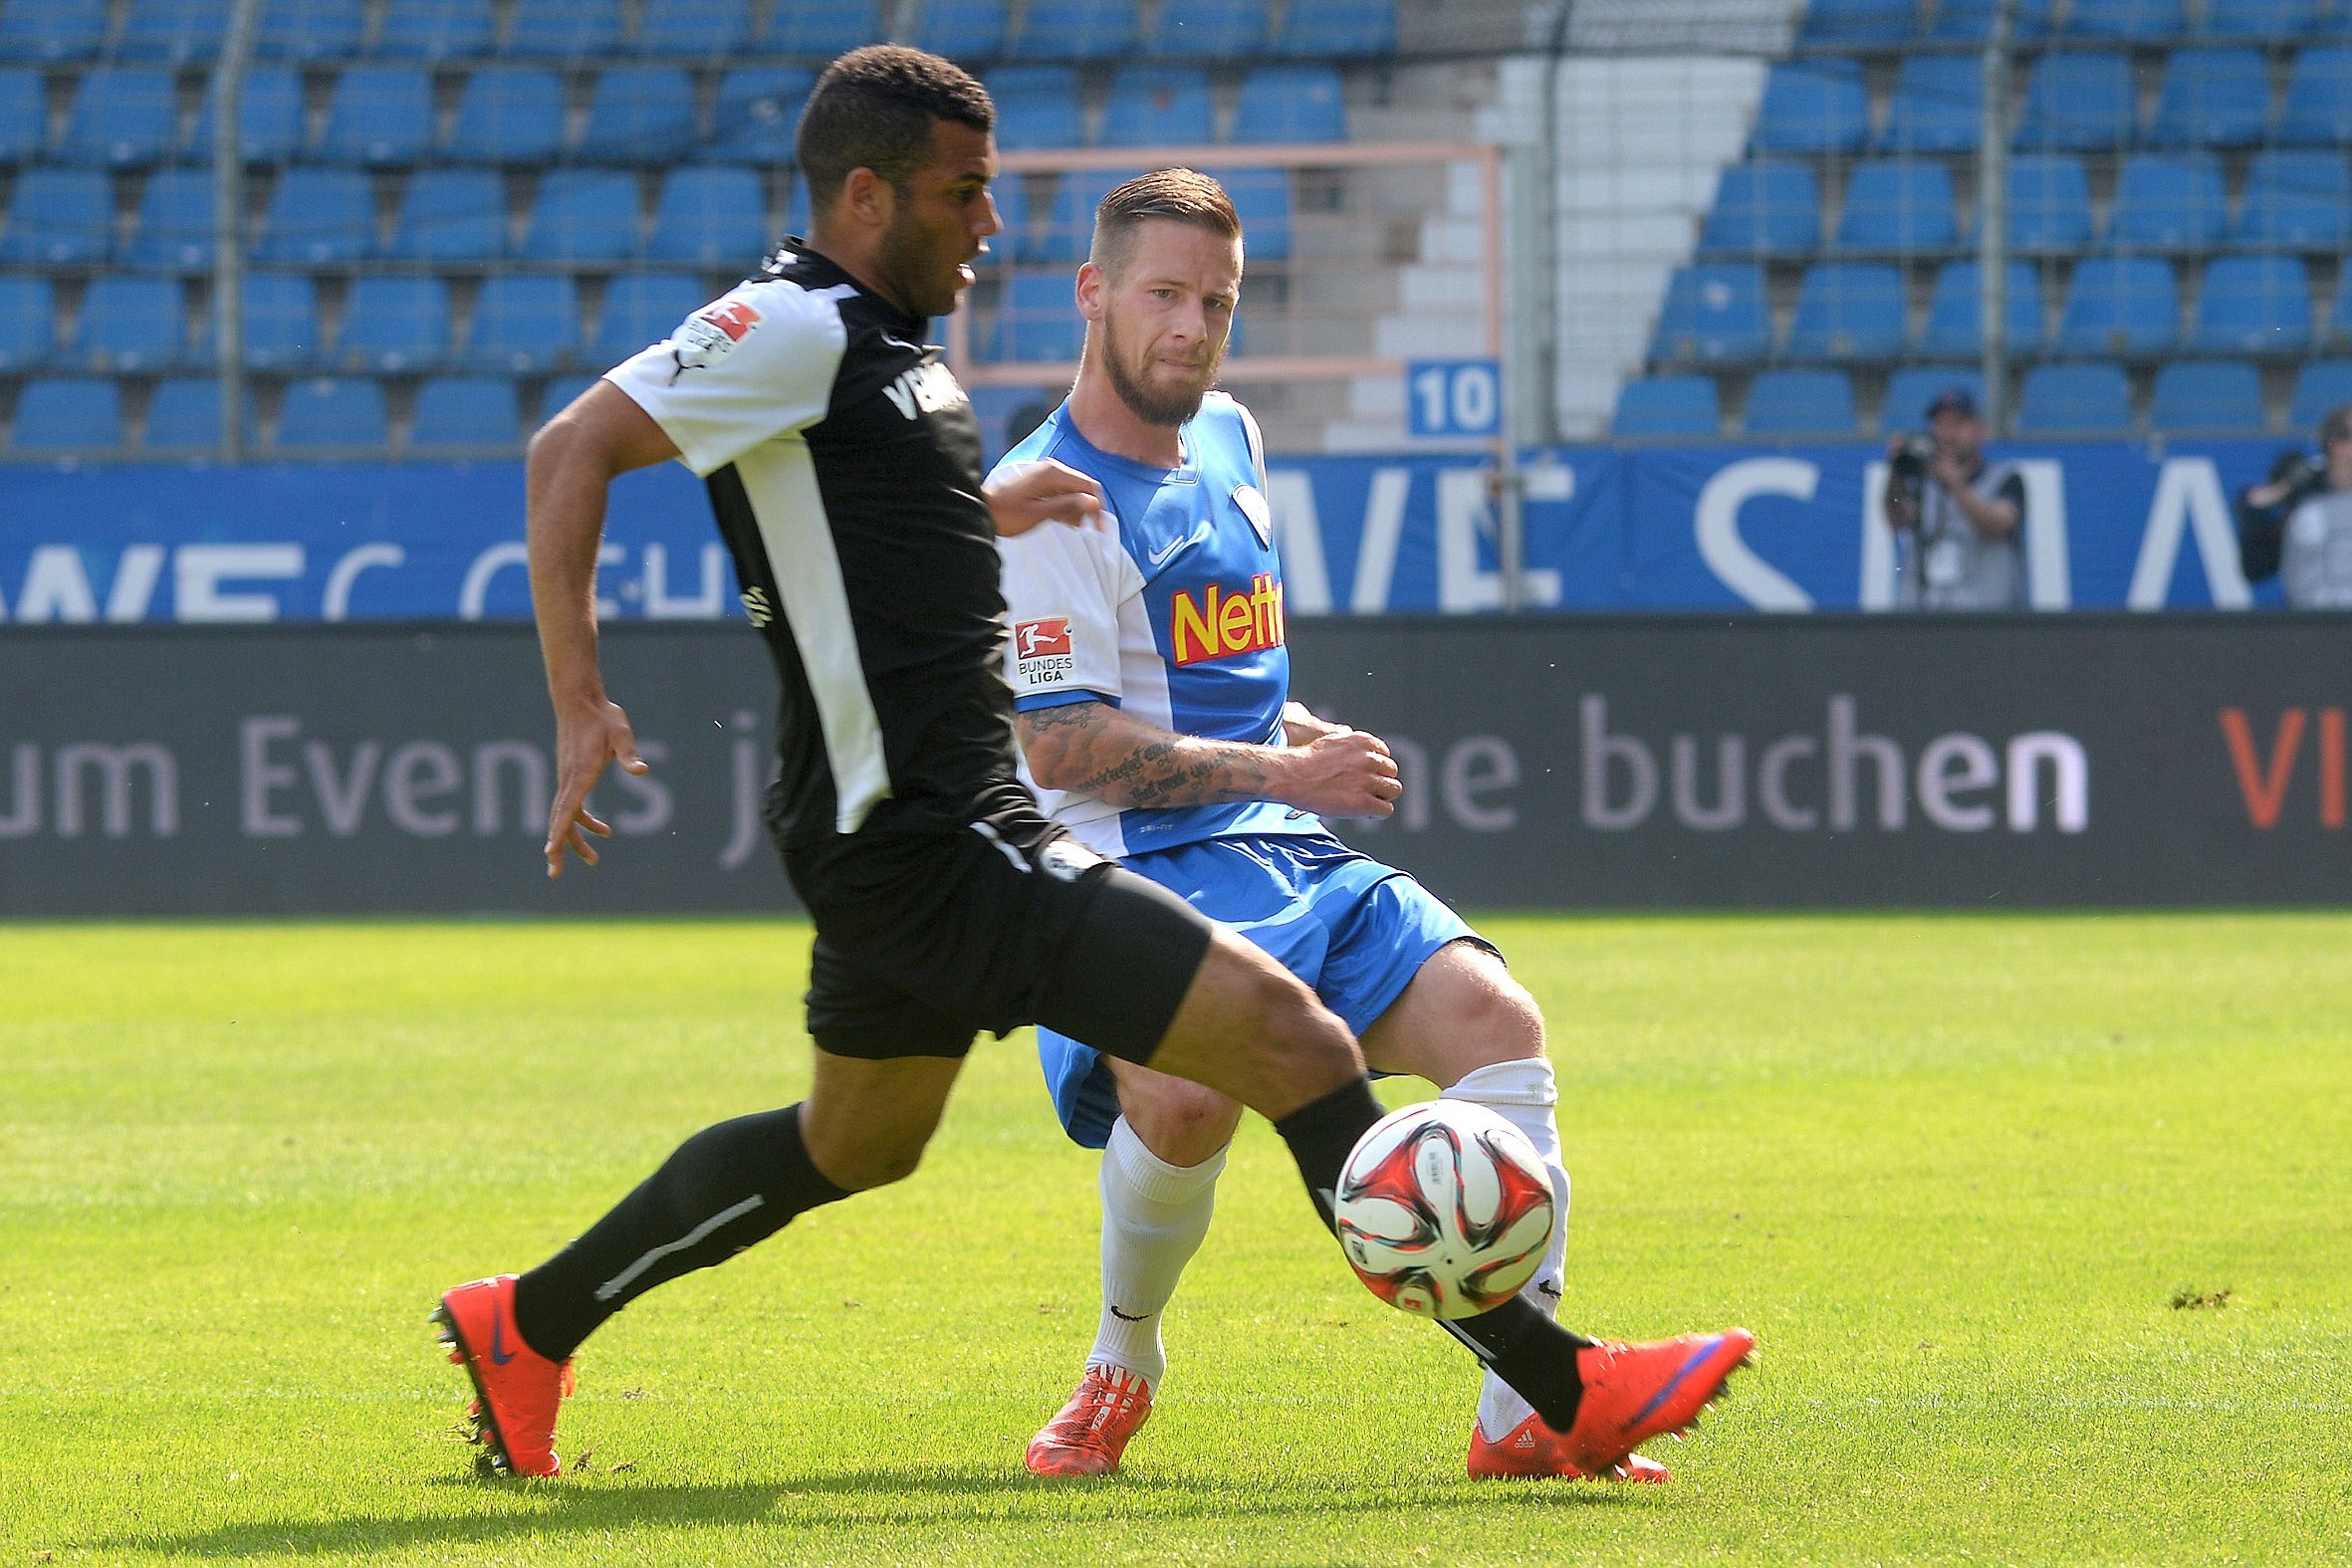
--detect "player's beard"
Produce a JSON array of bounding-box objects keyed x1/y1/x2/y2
[{"x1": 1098, "y1": 307, "x2": 1224, "y2": 428}]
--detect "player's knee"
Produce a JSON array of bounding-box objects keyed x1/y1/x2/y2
[
  {"x1": 1472, "y1": 973, "x2": 1546, "y2": 1061},
  {"x1": 1122, "y1": 1076, "x2": 1242, "y2": 1165},
  {"x1": 807, "y1": 1127, "x2": 931, "y2": 1192}
]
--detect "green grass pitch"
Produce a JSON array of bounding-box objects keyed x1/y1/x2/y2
[{"x1": 2, "y1": 913, "x2": 2348, "y2": 1565}]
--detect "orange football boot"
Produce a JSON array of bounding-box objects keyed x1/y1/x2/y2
[
  {"x1": 1468, "y1": 1412, "x2": 1672, "y2": 1481},
  {"x1": 430, "y1": 1274, "x2": 575, "y2": 1477},
  {"x1": 1025, "y1": 1364, "x2": 1153, "y2": 1477},
  {"x1": 1551, "y1": 1329, "x2": 1754, "y2": 1476}
]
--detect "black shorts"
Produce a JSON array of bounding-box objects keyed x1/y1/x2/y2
[{"x1": 781, "y1": 810, "x2": 1215, "y2": 1063}]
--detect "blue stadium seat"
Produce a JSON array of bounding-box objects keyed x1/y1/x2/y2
[
  {"x1": 1611, "y1": 375, "x2": 1719, "y2": 437},
  {"x1": 635, "y1": 0, "x2": 752, "y2": 55},
  {"x1": 1798, "y1": 0, "x2": 1917, "y2": 45},
  {"x1": 537, "y1": 375, "x2": 601, "y2": 424},
  {"x1": 1752, "y1": 60, "x2": 1867, "y2": 157},
  {"x1": 339, "y1": 275, "x2": 449, "y2": 370},
  {"x1": 0, "y1": 0, "x2": 108, "y2": 62},
  {"x1": 142, "y1": 375, "x2": 225, "y2": 448},
  {"x1": 1100, "y1": 66, "x2": 1214, "y2": 147},
  {"x1": 251, "y1": 167, "x2": 374, "y2": 262},
  {"x1": 2017, "y1": 362, "x2": 2134, "y2": 434},
  {"x1": 2289, "y1": 359, "x2": 2352, "y2": 429},
  {"x1": 2005, "y1": 153, "x2": 2094, "y2": 254},
  {"x1": 0, "y1": 68, "x2": 37, "y2": 162},
  {"x1": 318, "y1": 67, "x2": 435, "y2": 165},
  {"x1": 2193, "y1": 254, "x2": 2312, "y2": 351},
  {"x1": 410, "y1": 376, "x2": 521, "y2": 448},
  {"x1": 985, "y1": 67, "x2": 1081, "y2": 148},
  {"x1": 702, "y1": 66, "x2": 813, "y2": 164},
  {"x1": 0, "y1": 275, "x2": 54, "y2": 368},
  {"x1": 12, "y1": 378, "x2": 122, "y2": 450},
  {"x1": 2063, "y1": 0, "x2": 2186, "y2": 39},
  {"x1": 987, "y1": 270, "x2": 1083, "y2": 361},
  {"x1": 447, "y1": 69, "x2": 567, "y2": 162},
  {"x1": 1920, "y1": 259, "x2": 2043, "y2": 355},
  {"x1": 2150, "y1": 360, "x2": 2264, "y2": 433},
  {"x1": 1878, "y1": 55, "x2": 1982, "y2": 154},
  {"x1": 256, "y1": 0, "x2": 365, "y2": 60},
  {"x1": 57, "y1": 69, "x2": 179, "y2": 167},
  {"x1": 917, "y1": 0, "x2": 1011, "y2": 59},
  {"x1": 2013, "y1": 53, "x2": 2135, "y2": 149},
  {"x1": 578, "y1": 67, "x2": 698, "y2": 162},
  {"x1": 2146, "y1": 49, "x2": 2270, "y2": 150},
  {"x1": 1833, "y1": 160, "x2": 1958, "y2": 253},
  {"x1": 590, "y1": 272, "x2": 707, "y2": 365},
  {"x1": 0, "y1": 169, "x2": 111, "y2": 264},
  {"x1": 466, "y1": 274, "x2": 580, "y2": 372},
  {"x1": 1014, "y1": 0, "x2": 1136, "y2": 58},
  {"x1": 275, "y1": 376, "x2": 388, "y2": 449},
  {"x1": 503, "y1": 0, "x2": 621, "y2": 55},
  {"x1": 2278, "y1": 48, "x2": 2352, "y2": 145},
  {"x1": 242, "y1": 272, "x2": 323, "y2": 369},
  {"x1": 2232, "y1": 150, "x2": 2348, "y2": 249},
  {"x1": 2107, "y1": 153, "x2": 2228, "y2": 250},
  {"x1": 1928, "y1": 0, "x2": 2051, "y2": 40},
  {"x1": 2331, "y1": 267, "x2": 2352, "y2": 346},
  {"x1": 388, "y1": 168, "x2": 506, "y2": 260},
  {"x1": 517, "y1": 168, "x2": 640, "y2": 263},
  {"x1": 1650, "y1": 264, "x2": 1770, "y2": 363},
  {"x1": 122, "y1": 168, "x2": 216, "y2": 270},
  {"x1": 118, "y1": 0, "x2": 232, "y2": 62},
  {"x1": 190, "y1": 67, "x2": 306, "y2": 162},
  {"x1": 72, "y1": 277, "x2": 185, "y2": 371},
  {"x1": 374, "y1": 0, "x2": 494, "y2": 58},
  {"x1": 1744, "y1": 370, "x2": 1855, "y2": 437},
  {"x1": 2056, "y1": 257, "x2": 2180, "y2": 353},
  {"x1": 1233, "y1": 65, "x2": 1346, "y2": 142},
  {"x1": 1151, "y1": 0, "x2": 1269, "y2": 55},
  {"x1": 1210, "y1": 166, "x2": 1292, "y2": 260},
  {"x1": 782, "y1": 175, "x2": 810, "y2": 238},
  {"x1": 1029, "y1": 167, "x2": 1138, "y2": 263},
  {"x1": 645, "y1": 166, "x2": 767, "y2": 266},
  {"x1": 763, "y1": 0, "x2": 879, "y2": 54},
  {"x1": 1698, "y1": 162, "x2": 1820, "y2": 257},
  {"x1": 1883, "y1": 367, "x2": 1985, "y2": 429},
  {"x1": 1785, "y1": 263, "x2": 1907, "y2": 358},
  {"x1": 2203, "y1": 0, "x2": 2319, "y2": 36},
  {"x1": 1276, "y1": 0, "x2": 1391, "y2": 54}
]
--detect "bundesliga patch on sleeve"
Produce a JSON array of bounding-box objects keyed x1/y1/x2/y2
[
  {"x1": 672, "y1": 298, "x2": 761, "y2": 373},
  {"x1": 1013, "y1": 616, "x2": 1075, "y2": 686}
]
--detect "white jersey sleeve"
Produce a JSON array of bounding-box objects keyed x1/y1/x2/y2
[
  {"x1": 995, "y1": 478, "x2": 1135, "y2": 707},
  {"x1": 602, "y1": 277, "x2": 848, "y2": 479}
]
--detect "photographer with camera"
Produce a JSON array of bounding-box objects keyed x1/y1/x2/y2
[
  {"x1": 1883, "y1": 387, "x2": 2026, "y2": 611},
  {"x1": 2235, "y1": 405, "x2": 2352, "y2": 608}
]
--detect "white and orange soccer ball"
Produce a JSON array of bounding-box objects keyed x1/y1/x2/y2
[{"x1": 1334, "y1": 1100, "x2": 1556, "y2": 1320}]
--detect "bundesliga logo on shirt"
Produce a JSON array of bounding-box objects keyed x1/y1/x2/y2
[
  {"x1": 672, "y1": 300, "x2": 762, "y2": 375},
  {"x1": 1014, "y1": 617, "x2": 1075, "y2": 686}
]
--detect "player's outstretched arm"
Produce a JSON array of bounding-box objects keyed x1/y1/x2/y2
[
  {"x1": 1017, "y1": 699, "x2": 1401, "y2": 818},
  {"x1": 526, "y1": 381, "x2": 681, "y2": 877}
]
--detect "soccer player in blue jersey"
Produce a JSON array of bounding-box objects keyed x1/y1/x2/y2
[{"x1": 993, "y1": 170, "x2": 1678, "y2": 1482}]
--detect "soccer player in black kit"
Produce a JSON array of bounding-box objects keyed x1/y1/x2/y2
[{"x1": 430, "y1": 45, "x2": 1751, "y2": 1480}]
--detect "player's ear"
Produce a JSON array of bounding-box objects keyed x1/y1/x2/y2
[
  {"x1": 1074, "y1": 262, "x2": 1105, "y2": 322},
  {"x1": 839, "y1": 166, "x2": 895, "y2": 232}
]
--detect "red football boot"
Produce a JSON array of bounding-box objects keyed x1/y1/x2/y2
[
  {"x1": 430, "y1": 1274, "x2": 575, "y2": 1477},
  {"x1": 1025, "y1": 1364, "x2": 1153, "y2": 1477},
  {"x1": 1468, "y1": 1413, "x2": 1672, "y2": 1481},
  {"x1": 1553, "y1": 1329, "x2": 1755, "y2": 1476}
]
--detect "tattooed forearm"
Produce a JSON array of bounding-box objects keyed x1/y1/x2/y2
[{"x1": 1017, "y1": 700, "x2": 1283, "y2": 809}]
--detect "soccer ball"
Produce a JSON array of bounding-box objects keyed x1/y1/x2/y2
[{"x1": 1333, "y1": 1100, "x2": 1556, "y2": 1320}]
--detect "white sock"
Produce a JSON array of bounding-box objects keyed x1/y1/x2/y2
[
  {"x1": 1085, "y1": 1115, "x2": 1226, "y2": 1392},
  {"x1": 1445, "y1": 1057, "x2": 1571, "y2": 1441}
]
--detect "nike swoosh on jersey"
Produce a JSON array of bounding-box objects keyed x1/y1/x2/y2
[{"x1": 1146, "y1": 527, "x2": 1209, "y2": 566}]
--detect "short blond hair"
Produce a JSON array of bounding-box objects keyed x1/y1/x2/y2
[{"x1": 1088, "y1": 168, "x2": 1242, "y2": 281}]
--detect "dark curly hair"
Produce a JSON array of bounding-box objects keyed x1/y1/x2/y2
[{"x1": 797, "y1": 45, "x2": 995, "y2": 211}]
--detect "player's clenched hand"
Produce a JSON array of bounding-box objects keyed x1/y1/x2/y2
[
  {"x1": 1278, "y1": 727, "x2": 1403, "y2": 818},
  {"x1": 544, "y1": 696, "x2": 648, "y2": 878},
  {"x1": 984, "y1": 459, "x2": 1106, "y2": 537}
]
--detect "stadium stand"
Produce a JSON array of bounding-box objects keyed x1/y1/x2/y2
[
  {"x1": 2150, "y1": 359, "x2": 2265, "y2": 432},
  {"x1": 276, "y1": 375, "x2": 389, "y2": 448},
  {"x1": 1745, "y1": 367, "x2": 1857, "y2": 434},
  {"x1": 142, "y1": 374, "x2": 225, "y2": 448},
  {"x1": 191, "y1": 67, "x2": 307, "y2": 162},
  {"x1": 13, "y1": 376, "x2": 122, "y2": 449},
  {"x1": 374, "y1": 0, "x2": 495, "y2": 60},
  {"x1": 1611, "y1": 373, "x2": 1720, "y2": 438},
  {"x1": 410, "y1": 375, "x2": 522, "y2": 449},
  {"x1": 2018, "y1": 362, "x2": 2135, "y2": 434},
  {"x1": 1100, "y1": 66, "x2": 1216, "y2": 147},
  {"x1": 1698, "y1": 162, "x2": 1822, "y2": 257},
  {"x1": 254, "y1": 0, "x2": 364, "y2": 62},
  {"x1": 338, "y1": 275, "x2": 448, "y2": 371},
  {"x1": 123, "y1": 169, "x2": 217, "y2": 270},
  {"x1": 2290, "y1": 359, "x2": 2352, "y2": 427},
  {"x1": 1232, "y1": 65, "x2": 1346, "y2": 141},
  {"x1": 1152, "y1": 0, "x2": 1270, "y2": 56},
  {"x1": 466, "y1": 274, "x2": 580, "y2": 373},
  {"x1": 243, "y1": 273, "x2": 323, "y2": 369},
  {"x1": 0, "y1": 0, "x2": 109, "y2": 63},
  {"x1": 387, "y1": 169, "x2": 508, "y2": 262},
  {"x1": 318, "y1": 67, "x2": 436, "y2": 166},
  {"x1": 1785, "y1": 263, "x2": 1908, "y2": 358},
  {"x1": 0, "y1": 275, "x2": 54, "y2": 368}
]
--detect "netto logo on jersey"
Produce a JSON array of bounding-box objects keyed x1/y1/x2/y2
[
  {"x1": 1170, "y1": 574, "x2": 1285, "y2": 667},
  {"x1": 1014, "y1": 616, "x2": 1074, "y2": 685}
]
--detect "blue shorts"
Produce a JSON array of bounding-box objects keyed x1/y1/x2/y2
[{"x1": 1038, "y1": 832, "x2": 1481, "y2": 1149}]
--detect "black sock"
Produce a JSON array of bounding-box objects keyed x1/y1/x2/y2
[
  {"x1": 511, "y1": 1103, "x2": 848, "y2": 1361},
  {"x1": 1271, "y1": 1075, "x2": 1386, "y2": 1229}
]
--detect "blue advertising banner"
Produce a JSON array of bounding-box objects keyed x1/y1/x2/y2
[{"x1": 0, "y1": 437, "x2": 2295, "y2": 624}]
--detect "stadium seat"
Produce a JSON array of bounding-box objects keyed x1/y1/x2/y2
[
  {"x1": 466, "y1": 274, "x2": 580, "y2": 372},
  {"x1": 1920, "y1": 259, "x2": 2044, "y2": 355},
  {"x1": 318, "y1": 68, "x2": 436, "y2": 165},
  {"x1": 122, "y1": 168, "x2": 216, "y2": 270},
  {"x1": 2203, "y1": 0, "x2": 2319, "y2": 35},
  {"x1": 634, "y1": 0, "x2": 752, "y2": 55},
  {"x1": 2013, "y1": 53, "x2": 2135, "y2": 149},
  {"x1": 190, "y1": 68, "x2": 306, "y2": 163},
  {"x1": 1698, "y1": 162, "x2": 1820, "y2": 257},
  {"x1": 2016, "y1": 362, "x2": 2134, "y2": 434},
  {"x1": 2107, "y1": 153, "x2": 2228, "y2": 251},
  {"x1": 2331, "y1": 267, "x2": 2352, "y2": 346},
  {"x1": 2288, "y1": 359, "x2": 2352, "y2": 429},
  {"x1": 2232, "y1": 150, "x2": 2349, "y2": 250},
  {"x1": 763, "y1": 0, "x2": 880, "y2": 54},
  {"x1": 0, "y1": 169, "x2": 111, "y2": 265},
  {"x1": 1927, "y1": 0, "x2": 2050, "y2": 41},
  {"x1": 1833, "y1": 160, "x2": 1958, "y2": 253},
  {"x1": 1276, "y1": 0, "x2": 1391, "y2": 54},
  {"x1": 0, "y1": 275, "x2": 53, "y2": 368},
  {"x1": 538, "y1": 373, "x2": 601, "y2": 422},
  {"x1": 57, "y1": 69, "x2": 179, "y2": 167},
  {"x1": 0, "y1": 68, "x2": 38, "y2": 162},
  {"x1": 577, "y1": 68, "x2": 699, "y2": 162},
  {"x1": 387, "y1": 168, "x2": 507, "y2": 261},
  {"x1": 410, "y1": 376, "x2": 521, "y2": 449},
  {"x1": 447, "y1": 70, "x2": 567, "y2": 163},
  {"x1": 256, "y1": 0, "x2": 365, "y2": 59},
  {"x1": 2062, "y1": 0, "x2": 2186, "y2": 39},
  {"x1": 1744, "y1": 370, "x2": 1856, "y2": 437},
  {"x1": 1611, "y1": 375, "x2": 1719, "y2": 437},
  {"x1": 1650, "y1": 264, "x2": 1770, "y2": 363},
  {"x1": 503, "y1": 0, "x2": 621, "y2": 55},
  {"x1": 646, "y1": 165, "x2": 768, "y2": 266},
  {"x1": 1151, "y1": 0, "x2": 1270, "y2": 56},
  {"x1": 590, "y1": 272, "x2": 707, "y2": 365},
  {"x1": 2150, "y1": 360, "x2": 2264, "y2": 433},
  {"x1": 374, "y1": 0, "x2": 495, "y2": 59},
  {"x1": 1100, "y1": 66, "x2": 1214, "y2": 147},
  {"x1": 2005, "y1": 154, "x2": 2094, "y2": 254},
  {"x1": 1029, "y1": 167, "x2": 1139, "y2": 263},
  {"x1": 242, "y1": 272, "x2": 323, "y2": 369},
  {"x1": 251, "y1": 167, "x2": 375, "y2": 263},
  {"x1": 1014, "y1": 0, "x2": 1137, "y2": 58},
  {"x1": 339, "y1": 274, "x2": 449, "y2": 370},
  {"x1": 985, "y1": 67, "x2": 1083, "y2": 149},
  {"x1": 142, "y1": 375, "x2": 226, "y2": 448},
  {"x1": 2146, "y1": 49, "x2": 2270, "y2": 150},
  {"x1": 1883, "y1": 366, "x2": 1985, "y2": 430},
  {"x1": 2056, "y1": 257, "x2": 2180, "y2": 353},
  {"x1": 1878, "y1": 55, "x2": 1982, "y2": 154},
  {"x1": 1784, "y1": 263, "x2": 1908, "y2": 358},
  {"x1": 1752, "y1": 60, "x2": 1867, "y2": 157},
  {"x1": 11, "y1": 378, "x2": 122, "y2": 450},
  {"x1": 917, "y1": 0, "x2": 1011, "y2": 59},
  {"x1": 702, "y1": 67, "x2": 813, "y2": 164},
  {"x1": 1210, "y1": 166, "x2": 1293, "y2": 261},
  {"x1": 2278, "y1": 48, "x2": 2352, "y2": 145},
  {"x1": 1797, "y1": 0, "x2": 1917, "y2": 45},
  {"x1": 275, "y1": 376, "x2": 389, "y2": 449},
  {"x1": 0, "y1": 0, "x2": 108, "y2": 62},
  {"x1": 2193, "y1": 254, "x2": 2312, "y2": 351},
  {"x1": 782, "y1": 176, "x2": 810, "y2": 239},
  {"x1": 516, "y1": 168, "x2": 640, "y2": 262},
  {"x1": 1232, "y1": 66, "x2": 1346, "y2": 143},
  {"x1": 118, "y1": 0, "x2": 232, "y2": 63},
  {"x1": 988, "y1": 270, "x2": 1084, "y2": 361}
]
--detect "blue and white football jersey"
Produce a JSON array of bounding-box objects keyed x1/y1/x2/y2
[{"x1": 992, "y1": 391, "x2": 1322, "y2": 858}]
